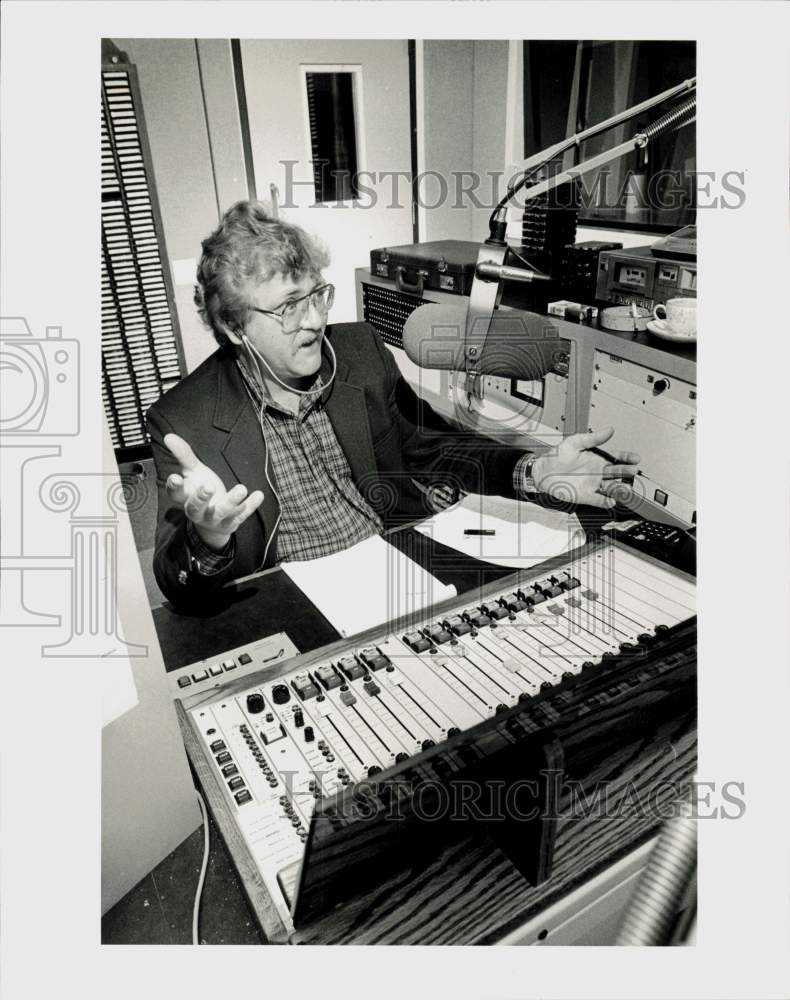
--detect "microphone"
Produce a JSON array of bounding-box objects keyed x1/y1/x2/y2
[
  {"x1": 402, "y1": 302, "x2": 569, "y2": 381},
  {"x1": 475, "y1": 261, "x2": 551, "y2": 285}
]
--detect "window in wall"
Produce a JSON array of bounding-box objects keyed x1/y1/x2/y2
[
  {"x1": 101, "y1": 43, "x2": 185, "y2": 455},
  {"x1": 303, "y1": 68, "x2": 361, "y2": 203},
  {"x1": 523, "y1": 40, "x2": 696, "y2": 231}
]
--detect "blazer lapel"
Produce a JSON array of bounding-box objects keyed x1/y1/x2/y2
[
  {"x1": 212, "y1": 352, "x2": 279, "y2": 549},
  {"x1": 323, "y1": 358, "x2": 377, "y2": 485}
]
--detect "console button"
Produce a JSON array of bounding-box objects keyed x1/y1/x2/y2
[
  {"x1": 480, "y1": 602, "x2": 509, "y2": 620},
  {"x1": 314, "y1": 664, "x2": 342, "y2": 690},
  {"x1": 519, "y1": 587, "x2": 546, "y2": 606},
  {"x1": 501, "y1": 593, "x2": 528, "y2": 613},
  {"x1": 443, "y1": 615, "x2": 472, "y2": 636},
  {"x1": 359, "y1": 648, "x2": 391, "y2": 671},
  {"x1": 462, "y1": 610, "x2": 491, "y2": 629},
  {"x1": 427, "y1": 626, "x2": 452, "y2": 645},
  {"x1": 234, "y1": 789, "x2": 252, "y2": 805},
  {"x1": 177, "y1": 676, "x2": 192, "y2": 689},
  {"x1": 403, "y1": 631, "x2": 431, "y2": 653},
  {"x1": 292, "y1": 673, "x2": 320, "y2": 700},
  {"x1": 338, "y1": 655, "x2": 365, "y2": 680}
]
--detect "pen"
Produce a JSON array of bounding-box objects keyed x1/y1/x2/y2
[
  {"x1": 464, "y1": 529, "x2": 495, "y2": 536},
  {"x1": 591, "y1": 447, "x2": 643, "y2": 477}
]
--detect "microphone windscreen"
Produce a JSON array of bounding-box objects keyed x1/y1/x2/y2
[{"x1": 402, "y1": 302, "x2": 568, "y2": 381}]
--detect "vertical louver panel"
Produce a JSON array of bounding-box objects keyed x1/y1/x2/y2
[
  {"x1": 305, "y1": 72, "x2": 323, "y2": 201},
  {"x1": 101, "y1": 63, "x2": 185, "y2": 451}
]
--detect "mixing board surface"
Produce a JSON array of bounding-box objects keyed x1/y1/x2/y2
[{"x1": 184, "y1": 539, "x2": 696, "y2": 935}]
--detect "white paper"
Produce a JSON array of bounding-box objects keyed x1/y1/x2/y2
[
  {"x1": 281, "y1": 535, "x2": 457, "y2": 638},
  {"x1": 415, "y1": 493, "x2": 586, "y2": 569},
  {"x1": 101, "y1": 657, "x2": 140, "y2": 727}
]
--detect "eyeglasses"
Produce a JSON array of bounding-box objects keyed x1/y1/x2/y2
[{"x1": 249, "y1": 282, "x2": 335, "y2": 334}]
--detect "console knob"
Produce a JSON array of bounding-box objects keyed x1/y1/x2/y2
[
  {"x1": 271, "y1": 683, "x2": 290, "y2": 705},
  {"x1": 246, "y1": 692, "x2": 265, "y2": 714}
]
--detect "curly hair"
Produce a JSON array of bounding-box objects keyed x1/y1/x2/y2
[{"x1": 194, "y1": 201, "x2": 330, "y2": 346}]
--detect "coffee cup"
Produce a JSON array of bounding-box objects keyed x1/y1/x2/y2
[{"x1": 653, "y1": 298, "x2": 696, "y2": 337}]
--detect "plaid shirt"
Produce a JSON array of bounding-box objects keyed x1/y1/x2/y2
[
  {"x1": 186, "y1": 356, "x2": 383, "y2": 573},
  {"x1": 186, "y1": 356, "x2": 535, "y2": 575}
]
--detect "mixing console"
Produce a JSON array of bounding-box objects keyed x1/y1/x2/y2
[{"x1": 184, "y1": 540, "x2": 695, "y2": 932}]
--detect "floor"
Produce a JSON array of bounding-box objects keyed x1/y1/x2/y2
[{"x1": 101, "y1": 809, "x2": 265, "y2": 945}]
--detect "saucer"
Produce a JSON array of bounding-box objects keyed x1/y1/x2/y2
[{"x1": 646, "y1": 319, "x2": 697, "y2": 344}]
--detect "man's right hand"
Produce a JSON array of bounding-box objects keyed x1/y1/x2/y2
[{"x1": 163, "y1": 433, "x2": 264, "y2": 552}]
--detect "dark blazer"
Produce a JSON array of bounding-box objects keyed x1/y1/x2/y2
[{"x1": 147, "y1": 322, "x2": 526, "y2": 607}]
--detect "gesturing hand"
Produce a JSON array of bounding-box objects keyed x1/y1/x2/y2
[
  {"x1": 531, "y1": 427, "x2": 640, "y2": 510},
  {"x1": 163, "y1": 433, "x2": 264, "y2": 551}
]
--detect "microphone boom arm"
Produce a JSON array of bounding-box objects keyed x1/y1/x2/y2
[
  {"x1": 491, "y1": 76, "x2": 696, "y2": 222},
  {"x1": 463, "y1": 80, "x2": 696, "y2": 391}
]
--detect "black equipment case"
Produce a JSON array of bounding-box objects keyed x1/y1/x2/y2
[{"x1": 369, "y1": 239, "x2": 481, "y2": 297}]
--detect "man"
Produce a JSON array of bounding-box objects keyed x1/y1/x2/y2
[{"x1": 147, "y1": 201, "x2": 637, "y2": 608}]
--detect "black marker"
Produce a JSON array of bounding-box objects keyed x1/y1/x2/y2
[{"x1": 464, "y1": 529, "x2": 495, "y2": 537}]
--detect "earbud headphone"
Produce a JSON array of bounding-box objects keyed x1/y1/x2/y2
[
  {"x1": 240, "y1": 331, "x2": 337, "y2": 397},
  {"x1": 239, "y1": 330, "x2": 337, "y2": 570}
]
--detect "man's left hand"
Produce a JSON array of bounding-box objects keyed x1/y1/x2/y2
[{"x1": 531, "y1": 427, "x2": 639, "y2": 510}]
